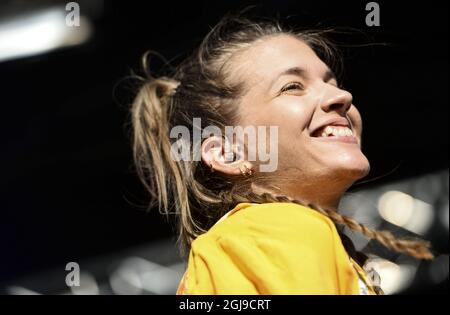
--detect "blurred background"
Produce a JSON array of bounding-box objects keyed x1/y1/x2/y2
[{"x1": 0, "y1": 0, "x2": 448, "y2": 295}]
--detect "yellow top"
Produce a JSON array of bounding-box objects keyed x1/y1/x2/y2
[{"x1": 176, "y1": 202, "x2": 377, "y2": 295}]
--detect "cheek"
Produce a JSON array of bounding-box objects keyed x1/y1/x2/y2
[
  {"x1": 257, "y1": 98, "x2": 314, "y2": 166},
  {"x1": 348, "y1": 106, "x2": 363, "y2": 135},
  {"x1": 273, "y1": 101, "x2": 312, "y2": 159},
  {"x1": 238, "y1": 95, "x2": 316, "y2": 168},
  {"x1": 270, "y1": 98, "x2": 313, "y2": 129},
  {"x1": 276, "y1": 123, "x2": 313, "y2": 168}
]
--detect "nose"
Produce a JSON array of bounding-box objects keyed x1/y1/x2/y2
[{"x1": 320, "y1": 87, "x2": 353, "y2": 115}]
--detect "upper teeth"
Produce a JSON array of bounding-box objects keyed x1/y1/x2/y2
[{"x1": 321, "y1": 126, "x2": 353, "y2": 137}]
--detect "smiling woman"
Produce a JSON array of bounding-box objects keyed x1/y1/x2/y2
[{"x1": 130, "y1": 14, "x2": 434, "y2": 295}]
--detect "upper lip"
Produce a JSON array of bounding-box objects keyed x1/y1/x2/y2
[{"x1": 310, "y1": 117, "x2": 352, "y2": 136}]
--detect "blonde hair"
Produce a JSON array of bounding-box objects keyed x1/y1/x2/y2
[{"x1": 131, "y1": 15, "x2": 433, "y2": 263}]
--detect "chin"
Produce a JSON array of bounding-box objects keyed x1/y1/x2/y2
[{"x1": 332, "y1": 154, "x2": 371, "y2": 180}]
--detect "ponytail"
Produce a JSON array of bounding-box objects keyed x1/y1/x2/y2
[{"x1": 131, "y1": 76, "x2": 202, "y2": 253}]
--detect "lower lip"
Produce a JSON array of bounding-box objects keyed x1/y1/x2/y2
[{"x1": 312, "y1": 135, "x2": 359, "y2": 144}]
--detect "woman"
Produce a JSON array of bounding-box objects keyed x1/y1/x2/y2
[{"x1": 130, "y1": 15, "x2": 433, "y2": 295}]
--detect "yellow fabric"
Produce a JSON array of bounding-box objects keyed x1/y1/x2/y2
[{"x1": 176, "y1": 202, "x2": 376, "y2": 295}]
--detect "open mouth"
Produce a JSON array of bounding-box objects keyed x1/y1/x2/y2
[
  {"x1": 311, "y1": 125, "x2": 353, "y2": 138},
  {"x1": 311, "y1": 125, "x2": 358, "y2": 144}
]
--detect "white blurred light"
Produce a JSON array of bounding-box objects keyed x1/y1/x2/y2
[
  {"x1": 7, "y1": 286, "x2": 41, "y2": 295},
  {"x1": 110, "y1": 265, "x2": 143, "y2": 295},
  {"x1": 0, "y1": 8, "x2": 92, "y2": 62},
  {"x1": 365, "y1": 258, "x2": 418, "y2": 294},
  {"x1": 70, "y1": 272, "x2": 99, "y2": 295},
  {"x1": 110, "y1": 257, "x2": 181, "y2": 295},
  {"x1": 140, "y1": 263, "x2": 182, "y2": 294},
  {"x1": 378, "y1": 190, "x2": 434, "y2": 235}
]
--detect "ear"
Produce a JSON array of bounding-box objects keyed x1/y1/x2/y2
[{"x1": 201, "y1": 136, "x2": 253, "y2": 176}]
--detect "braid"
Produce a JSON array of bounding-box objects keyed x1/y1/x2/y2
[
  {"x1": 231, "y1": 192, "x2": 434, "y2": 261},
  {"x1": 312, "y1": 203, "x2": 434, "y2": 260}
]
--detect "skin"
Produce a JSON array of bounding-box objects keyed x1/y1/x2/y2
[{"x1": 202, "y1": 34, "x2": 370, "y2": 211}]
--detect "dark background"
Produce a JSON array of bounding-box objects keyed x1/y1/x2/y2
[{"x1": 0, "y1": 0, "x2": 448, "y2": 293}]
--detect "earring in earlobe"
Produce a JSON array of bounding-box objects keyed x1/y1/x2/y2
[
  {"x1": 209, "y1": 162, "x2": 215, "y2": 172},
  {"x1": 246, "y1": 164, "x2": 254, "y2": 176},
  {"x1": 239, "y1": 163, "x2": 254, "y2": 176}
]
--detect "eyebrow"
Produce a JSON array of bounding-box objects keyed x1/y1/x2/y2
[{"x1": 270, "y1": 66, "x2": 337, "y2": 89}]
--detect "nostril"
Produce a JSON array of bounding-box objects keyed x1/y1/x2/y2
[{"x1": 328, "y1": 103, "x2": 344, "y2": 111}]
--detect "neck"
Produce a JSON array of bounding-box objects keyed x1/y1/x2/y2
[{"x1": 252, "y1": 178, "x2": 351, "y2": 211}]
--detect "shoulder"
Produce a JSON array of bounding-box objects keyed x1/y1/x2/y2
[
  {"x1": 209, "y1": 202, "x2": 336, "y2": 240},
  {"x1": 183, "y1": 202, "x2": 356, "y2": 294},
  {"x1": 192, "y1": 202, "x2": 339, "y2": 254}
]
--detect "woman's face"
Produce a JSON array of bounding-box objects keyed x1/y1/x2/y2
[{"x1": 232, "y1": 34, "x2": 370, "y2": 193}]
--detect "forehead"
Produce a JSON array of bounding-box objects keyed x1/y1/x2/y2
[{"x1": 231, "y1": 34, "x2": 330, "y2": 86}]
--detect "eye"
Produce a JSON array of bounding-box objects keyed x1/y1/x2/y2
[
  {"x1": 280, "y1": 82, "x2": 304, "y2": 93},
  {"x1": 327, "y1": 79, "x2": 339, "y2": 88}
]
